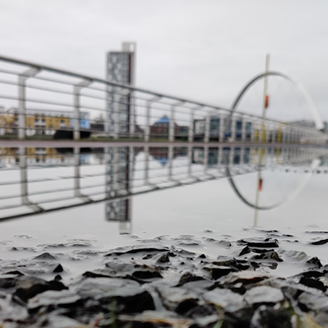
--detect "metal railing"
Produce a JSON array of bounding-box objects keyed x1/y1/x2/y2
[{"x1": 0, "y1": 55, "x2": 326, "y2": 144}]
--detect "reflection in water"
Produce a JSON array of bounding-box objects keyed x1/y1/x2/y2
[{"x1": 0, "y1": 145, "x2": 327, "y2": 232}]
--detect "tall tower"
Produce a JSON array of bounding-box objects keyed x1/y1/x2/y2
[
  {"x1": 106, "y1": 42, "x2": 136, "y2": 136},
  {"x1": 105, "y1": 43, "x2": 136, "y2": 232}
]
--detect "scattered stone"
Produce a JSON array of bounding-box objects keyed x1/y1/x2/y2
[
  {"x1": 239, "y1": 246, "x2": 251, "y2": 256},
  {"x1": 245, "y1": 286, "x2": 284, "y2": 304},
  {"x1": 299, "y1": 277, "x2": 326, "y2": 292},
  {"x1": 0, "y1": 243, "x2": 327, "y2": 327},
  {"x1": 34, "y1": 252, "x2": 58, "y2": 261},
  {"x1": 237, "y1": 237, "x2": 279, "y2": 248},
  {"x1": 53, "y1": 264, "x2": 64, "y2": 273},
  {"x1": 307, "y1": 257, "x2": 322, "y2": 268},
  {"x1": 251, "y1": 250, "x2": 283, "y2": 262},
  {"x1": 310, "y1": 238, "x2": 328, "y2": 245}
]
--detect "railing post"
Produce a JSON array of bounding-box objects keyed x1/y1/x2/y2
[
  {"x1": 188, "y1": 145, "x2": 193, "y2": 176},
  {"x1": 145, "y1": 96, "x2": 161, "y2": 142},
  {"x1": 19, "y1": 147, "x2": 43, "y2": 212},
  {"x1": 18, "y1": 68, "x2": 40, "y2": 139},
  {"x1": 251, "y1": 120, "x2": 257, "y2": 143},
  {"x1": 170, "y1": 101, "x2": 184, "y2": 142},
  {"x1": 219, "y1": 113, "x2": 224, "y2": 143},
  {"x1": 144, "y1": 145, "x2": 150, "y2": 184},
  {"x1": 229, "y1": 147, "x2": 234, "y2": 166},
  {"x1": 169, "y1": 106, "x2": 175, "y2": 142},
  {"x1": 168, "y1": 145, "x2": 174, "y2": 180},
  {"x1": 241, "y1": 115, "x2": 246, "y2": 142},
  {"x1": 74, "y1": 147, "x2": 91, "y2": 201},
  {"x1": 189, "y1": 106, "x2": 200, "y2": 143},
  {"x1": 114, "y1": 94, "x2": 121, "y2": 139},
  {"x1": 218, "y1": 146, "x2": 223, "y2": 170},
  {"x1": 74, "y1": 79, "x2": 92, "y2": 140},
  {"x1": 230, "y1": 115, "x2": 236, "y2": 142},
  {"x1": 240, "y1": 147, "x2": 245, "y2": 164},
  {"x1": 204, "y1": 113, "x2": 210, "y2": 143},
  {"x1": 204, "y1": 145, "x2": 208, "y2": 173},
  {"x1": 145, "y1": 102, "x2": 151, "y2": 142}
]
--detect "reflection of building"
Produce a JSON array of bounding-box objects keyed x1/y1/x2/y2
[
  {"x1": 150, "y1": 115, "x2": 188, "y2": 139},
  {"x1": 105, "y1": 147, "x2": 135, "y2": 233},
  {"x1": 0, "y1": 147, "x2": 77, "y2": 165},
  {"x1": 0, "y1": 108, "x2": 90, "y2": 136},
  {"x1": 192, "y1": 147, "x2": 251, "y2": 165},
  {"x1": 148, "y1": 147, "x2": 187, "y2": 166}
]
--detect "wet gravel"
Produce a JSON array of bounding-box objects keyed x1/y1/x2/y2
[{"x1": 1, "y1": 232, "x2": 328, "y2": 327}]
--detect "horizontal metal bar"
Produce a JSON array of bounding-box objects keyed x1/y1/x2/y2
[{"x1": 0, "y1": 55, "x2": 317, "y2": 126}]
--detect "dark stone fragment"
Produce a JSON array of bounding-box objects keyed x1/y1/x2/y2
[
  {"x1": 5, "y1": 271, "x2": 24, "y2": 276},
  {"x1": 239, "y1": 246, "x2": 251, "y2": 256},
  {"x1": 34, "y1": 252, "x2": 57, "y2": 260},
  {"x1": 252, "y1": 251, "x2": 283, "y2": 262},
  {"x1": 117, "y1": 320, "x2": 169, "y2": 328},
  {"x1": 102, "y1": 291, "x2": 155, "y2": 314},
  {"x1": 14, "y1": 280, "x2": 68, "y2": 302},
  {"x1": 187, "y1": 303, "x2": 218, "y2": 318},
  {"x1": 210, "y1": 266, "x2": 236, "y2": 280},
  {"x1": 104, "y1": 245, "x2": 170, "y2": 256},
  {"x1": 233, "y1": 261, "x2": 251, "y2": 271},
  {"x1": 223, "y1": 309, "x2": 253, "y2": 327},
  {"x1": 282, "y1": 234, "x2": 294, "y2": 237},
  {"x1": 142, "y1": 254, "x2": 154, "y2": 260},
  {"x1": 237, "y1": 238, "x2": 279, "y2": 248},
  {"x1": 0, "y1": 277, "x2": 17, "y2": 289},
  {"x1": 132, "y1": 271, "x2": 162, "y2": 280},
  {"x1": 54, "y1": 275, "x2": 62, "y2": 281},
  {"x1": 259, "y1": 229, "x2": 279, "y2": 233},
  {"x1": 307, "y1": 257, "x2": 322, "y2": 268},
  {"x1": 83, "y1": 271, "x2": 111, "y2": 279},
  {"x1": 301, "y1": 270, "x2": 324, "y2": 278},
  {"x1": 299, "y1": 277, "x2": 326, "y2": 292},
  {"x1": 250, "y1": 262, "x2": 261, "y2": 269},
  {"x1": 175, "y1": 299, "x2": 198, "y2": 315},
  {"x1": 310, "y1": 239, "x2": 328, "y2": 245},
  {"x1": 251, "y1": 305, "x2": 292, "y2": 328},
  {"x1": 218, "y1": 240, "x2": 231, "y2": 247},
  {"x1": 156, "y1": 253, "x2": 170, "y2": 263},
  {"x1": 198, "y1": 254, "x2": 206, "y2": 259},
  {"x1": 250, "y1": 248, "x2": 275, "y2": 254},
  {"x1": 53, "y1": 264, "x2": 64, "y2": 273},
  {"x1": 176, "y1": 273, "x2": 205, "y2": 286},
  {"x1": 253, "y1": 261, "x2": 278, "y2": 270}
]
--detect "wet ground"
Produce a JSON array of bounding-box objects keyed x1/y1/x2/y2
[{"x1": 1, "y1": 145, "x2": 328, "y2": 327}]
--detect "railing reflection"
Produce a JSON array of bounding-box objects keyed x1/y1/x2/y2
[{"x1": 0, "y1": 144, "x2": 327, "y2": 226}]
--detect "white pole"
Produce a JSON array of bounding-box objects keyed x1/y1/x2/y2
[{"x1": 254, "y1": 54, "x2": 270, "y2": 227}]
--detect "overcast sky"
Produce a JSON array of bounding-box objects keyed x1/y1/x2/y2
[{"x1": 1, "y1": 0, "x2": 328, "y2": 120}]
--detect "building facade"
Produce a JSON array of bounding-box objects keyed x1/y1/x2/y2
[
  {"x1": 106, "y1": 42, "x2": 136, "y2": 136},
  {"x1": 0, "y1": 108, "x2": 89, "y2": 136}
]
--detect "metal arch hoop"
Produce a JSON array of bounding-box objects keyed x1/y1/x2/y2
[
  {"x1": 230, "y1": 71, "x2": 324, "y2": 130},
  {"x1": 226, "y1": 71, "x2": 322, "y2": 210}
]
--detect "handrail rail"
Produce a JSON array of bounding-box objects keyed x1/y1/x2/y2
[{"x1": 0, "y1": 54, "x2": 310, "y2": 126}]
